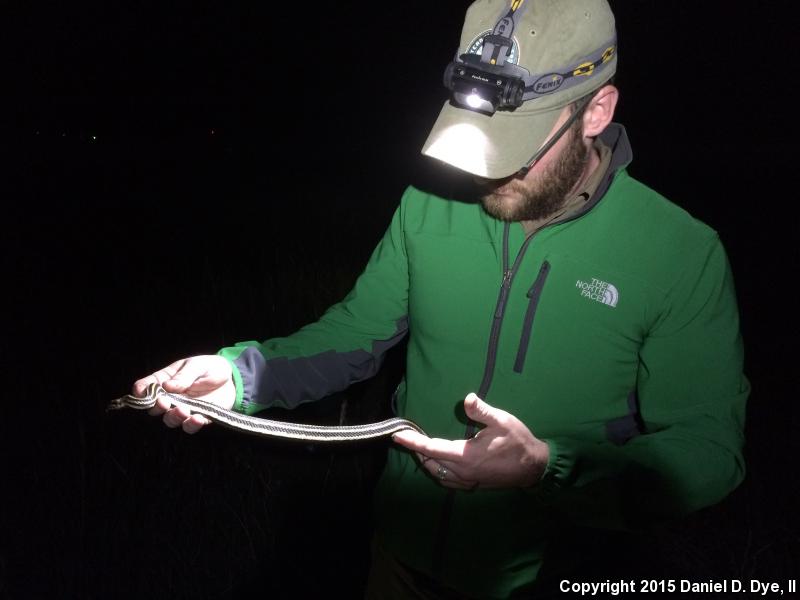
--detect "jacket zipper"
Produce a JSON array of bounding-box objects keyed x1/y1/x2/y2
[
  {"x1": 470, "y1": 224, "x2": 536, "y2": 433},
  {"x1": 513, "y1": 260, "x2": 551, "y2": 373},
  {"x1": 432, "y1": 223, "x2": 536, "y2": 579}
]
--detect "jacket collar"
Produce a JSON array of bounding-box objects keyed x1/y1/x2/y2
[
  {"x1": 594, "y1": 122, "x2": 633, "y2": 202},
  {"x1": 551, "y1": 122, "x2": 633, "y2": 226}
]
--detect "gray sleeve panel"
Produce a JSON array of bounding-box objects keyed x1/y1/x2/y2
[
  {"x1": 233, "y1": 346, "x2": 268, "y2": 414},
  {"x1": 234, "y1": 316, "x2": 409, "y2": 412}
]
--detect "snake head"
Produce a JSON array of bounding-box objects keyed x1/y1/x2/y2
[{"x1": 106, "y1": 396, "x2": 127, "y2": 412}]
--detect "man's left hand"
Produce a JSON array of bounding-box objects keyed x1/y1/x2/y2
[{"x1": 392, "y1": 393, "x2": 550, "y2": 490}]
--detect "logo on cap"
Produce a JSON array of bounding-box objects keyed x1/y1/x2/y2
[
  {"x1": 466, "y1": 30, "x2": 520, "y2": 65},
  {"x1": 532, "y1": 74, "x2": 565, "y2": 94}
]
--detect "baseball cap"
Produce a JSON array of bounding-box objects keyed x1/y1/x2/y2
[{"x1": 422, "y1": 0, "x2": 617, "y2": 179}]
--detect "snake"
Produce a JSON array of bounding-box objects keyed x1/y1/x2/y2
[{"x1": 108, "y1": 382, "x2": 427, "y2": 442}]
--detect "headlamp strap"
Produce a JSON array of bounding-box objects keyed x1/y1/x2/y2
[
  {"x1": 479, "y1": 0, "x2": 531, "y2": 67},
  {"x1": 522, "y1": 39, "x2": 616, "y2": 101}
]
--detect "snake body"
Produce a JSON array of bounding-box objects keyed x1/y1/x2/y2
[{"x1": 108, "y1": 382, "x2": 426, "y2": 442}]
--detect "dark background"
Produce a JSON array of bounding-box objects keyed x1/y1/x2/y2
[{"x1": 1, "y1": 1, "x2": 795, "y2": 598}]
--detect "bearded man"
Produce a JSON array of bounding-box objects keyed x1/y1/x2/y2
[{"x1": 132, "y1": 1, "x2": 748, "y2": 597}]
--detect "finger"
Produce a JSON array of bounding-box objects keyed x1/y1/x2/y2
[
  {"x1": 133, "y1": 374, "x2": 161, "y2": 398},
  {"x1": 425, "y1": 460, "x2": 475, "y2": 488},
  {"x1": 463, "y1": 392, "x2": 507, "y2": 428},
  {"x1": 162, "y1": 359, "x2": 208, "y2": 394},
  {"x1": 147, "y1": 394, "x2": 173, "y2": 416},
  {"x1": 133, "y1": 359, "x2": 186, "y2": 396},
  {"x1": 392, "y1": 429, "x2": 426, "y2": 446},
  {"x1": 393, "y1": 430, "x2": 467, "y2": 462},
  {"x1": 133, "y1": 377, "x2": 155, "y2": 398},
  {"x1": 162, "y1": 404, "x2": 191, "y2": 428},
  {"x1": 147, "y1": 379, "x2": 181, "y2": 416},
  {"x1": 424, "y1": 459, "x2": 466, "y2": 482},
  {"x1": 182, "y1": 414, "x2": 210, "y2": 435}
]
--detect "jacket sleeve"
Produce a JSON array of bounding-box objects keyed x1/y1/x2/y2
[
  {"x1": 534, "y1": 234, "x2": 748, "y2": 530},
  {"x1": 216, "y1": 192, "x2": 410, "y2": 415}
]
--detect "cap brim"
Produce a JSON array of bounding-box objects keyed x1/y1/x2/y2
[{"x1": 421, "y1": 100, "x2": 564, "y2": 180}]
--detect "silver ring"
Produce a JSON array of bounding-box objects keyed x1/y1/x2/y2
[{"x1": 437, "y1": 465, "x2": 448, "y2": 481}]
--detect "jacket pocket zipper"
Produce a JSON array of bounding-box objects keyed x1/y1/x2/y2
[{"x1": 513, "y1": 260, "x2": 551, "y2": 373}]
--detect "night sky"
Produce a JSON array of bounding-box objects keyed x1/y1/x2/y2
[{"x1": 2, "y1": 2, "x2": 795, "y2": 598}]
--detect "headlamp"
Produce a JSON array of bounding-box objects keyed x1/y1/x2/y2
[
  {"x1": 442, "y1": 24, "x2": 616, "y2": 118},
  {"x1": 443, "y1": 55, "x2": 526, "y2": 115}
]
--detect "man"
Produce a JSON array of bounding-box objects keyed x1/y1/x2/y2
[{"x1": 133, "y1": 0, "x2": 748, "y2": 597}]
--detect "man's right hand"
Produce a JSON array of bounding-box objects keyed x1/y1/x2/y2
[{"x1": 132, "y1": 355, "x2": 235, "y2": 434}]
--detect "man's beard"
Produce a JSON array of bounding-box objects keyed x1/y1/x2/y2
[{"x1": 480, "y1": 124, "x2": 589, "y2": 222}]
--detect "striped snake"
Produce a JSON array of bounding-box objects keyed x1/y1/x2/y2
[{"x1": 108, "y1": 382, "x2": 427, "y2": 442}]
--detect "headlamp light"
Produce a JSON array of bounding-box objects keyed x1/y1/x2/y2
[{"x1": 443, "y1": 56, "x2": 525, "y2": 115}]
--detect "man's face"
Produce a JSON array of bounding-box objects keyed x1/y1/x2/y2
[{"x1": 478, "y1": 110, "x2": 590, "y2": 222}]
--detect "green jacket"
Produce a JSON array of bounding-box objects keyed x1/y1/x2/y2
[{"x1": 218, "y1": 124, "x2": 748, "y2": 598}]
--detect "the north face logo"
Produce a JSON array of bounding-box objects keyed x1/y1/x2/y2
[{"x1": 576, "y1": 278, "x2": 619, "y2": 307}]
